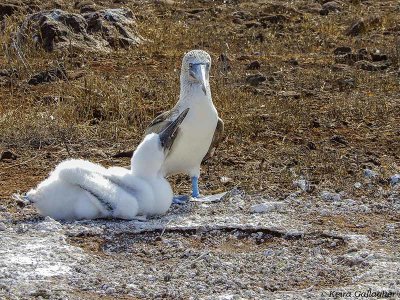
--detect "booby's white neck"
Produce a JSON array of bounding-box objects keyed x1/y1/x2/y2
[{"x1": 178, "y1": 78, "x2": 212, "y2": 107}]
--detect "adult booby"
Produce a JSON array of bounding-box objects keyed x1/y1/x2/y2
[
  {"x1": 24, "y1": 109, "x2": 189, "y2": 220},
  {"x1": 145, "y1": 50, "x2": 224, "y2": 202}
]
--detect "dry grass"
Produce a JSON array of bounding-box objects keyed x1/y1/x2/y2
[{"x1": 0, "y1": 0, "x2": 399, "y2": 197}]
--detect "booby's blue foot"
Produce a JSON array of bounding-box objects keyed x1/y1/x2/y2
[
  {"x1": 191, "y1": 176, "x2": 200, "y2": 198},
  {"x1": 172, "y1": 195, "x2": 190, "y2": 204}
]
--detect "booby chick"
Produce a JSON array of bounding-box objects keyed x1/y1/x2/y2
[
  {"x1": 24, "y1": 109, "x2": 189, "y2": 220},
  {"x1": 145, "y1": 50, "x2": 224, "y2": 203}
]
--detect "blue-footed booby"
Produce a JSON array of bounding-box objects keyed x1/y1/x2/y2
[
  {"x1": 24, "y1": 109, "x2": 189, "y2": 220},
  {"x1": 145, "y1": 50, "x2": 224, "y2": 202}
]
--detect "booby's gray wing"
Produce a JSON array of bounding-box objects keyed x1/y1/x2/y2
[
  {"x1": 145, "y1": 106, "x2": 180, "y2": 135},
  {"x1": 202, "y1": 117, "x2": 224, "y2": 162}
]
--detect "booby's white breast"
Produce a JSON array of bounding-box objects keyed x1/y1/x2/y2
[{"x1": 162, "y1": 95, "x2": 218, "y2": 178}]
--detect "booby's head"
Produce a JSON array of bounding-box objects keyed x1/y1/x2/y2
[
  {"x1": 181, "y1": 50, "x2": 211, "y2": 95},
  {"x1": 131, "y1": 109, "x2": 189, "y2": 177}
]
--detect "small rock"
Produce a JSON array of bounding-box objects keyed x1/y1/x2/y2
[
  {"x1": 35, "y1": 216, "x2": 62, "y2": 232},
  {"x1": 389, "y1": 174, "x2": 400, "y2": 185},
  {"x1": 302, "y1": 3, "x2": 322, "y2": 14},
  {"x1": 0, "y1": 222, "x2": 6, "y2": 231},
  {"x1": 250, "y1": 201, "x2": 284, "y2": 213},
  {"x1": 307, "y1": 141, "x2": 317, "y2": 150},
  {"x1": 246, "y1": 61, "x2": 261, "y2": 70},
  {"x1": 371, "y1": 50, "x2": 388, "y2": 62},
  {"x1": 30, "y1": 289, "x2": 51, "y2": 298},
  {"x1": 321, "y1": 191, "x2": 341, "y2": 202},
  {"x1": 220, "y1": 176, "x2": 232, "y2": 184},
  {"x1": 263, "y1": 249, "x2": 274, "y2": 256},
  {"x1": 333, "y1": 46, "x2": 352, "y2": 55},
  {"x1": 363, "y1": 169, "x2": 377, "y2": 178},
  {"x1": 28, "y1": 66, "x2": 67, "y2": 85},
  {"x1": 339, "y1": 255, "x2": 365, "y2": 267},
  {"x1": 330, "y1": 135, "x2": 347, "y2": 145},
  {"x1": 354, "y1": 182, "x2": 362, "y2": 189},
  {"x1": 0, "y1": 150, "x2": 17, "y2": 160},
  {"x1": 284, "y1": 229, "x2": 304, "y2": 239},
  {"x1": 337, "y1": 77, "x2": 355, "y2": 90},
  {"x1": 164, "y1": 274, "x2": 171, "y2": 282},
  {"x1": 345, "y1": 19, "x2": 366, "y2": 36},
  {"x1": 293, "y1": 179, "x2": 312, "y2": 192},
  {"x1": 245, "y1": 74, "x2": 266, "y2": 86},
  {"x1": 278, "y1": 91, "x2": 300, "y2": 99},
  {"x1": 356, "y1": 60, "x2": 391, "y2": 71},
  {"x1": 322, "y1": 1, "x2": 341, "y2": 13},
  {"x1": 243, "y1": 21, "x2": 262, "y2": 28}
]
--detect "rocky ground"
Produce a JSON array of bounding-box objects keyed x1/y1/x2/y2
[
  {"x1": 1, "y1": 185, "x2": 399, "y2": 299},
  {"x1": 0, "y1": 0, "x2": 400, "y2": 299}
]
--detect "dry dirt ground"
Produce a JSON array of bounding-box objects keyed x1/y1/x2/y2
[{"x1": 0, "y1": 0, "x2": 399, "y2": 299}]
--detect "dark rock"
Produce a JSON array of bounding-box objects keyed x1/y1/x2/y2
[
  {"x1": 311, "y1": 119, "x2": 320, "y2": 128},
  {"x1": 80, "y1": 4, "x2": 97, "y2": 13},
  {"x1": 28, "y1": 66, "x2": 67, "y2": 85},
  {"x1": 337, "y1": 77, "x2": 356, "y2": 90},
  {"x1": 163, "y1": 274, "x2": 171, "y2": 282},
  {"x1": 307, "y1": 141, "x2": 317, "y2": 150},
  {"x1": 246, "y1": 61, "x2": 260, "y2": 70},
  {"x1": 345, "y1": 19, "x2": 366, "y2": 36},
  {"x1": 322, "y1": 1, "x2": 341, "y2": 12},
  {"x1": 356, "y1": 60, "x2": 391, "y2": 71},
  {"x1": 335, "y1": 51, "x2": 368, "y2": 65},
  {"x1": 302, "y1": 3, "x2": 322, "y2": 14},
  {"x1": 243, "y1": 21, "x2": 262, "y2": 28},
  {"x1": 255, "y1": 32, "x2": 264, "y2": 42},
  {"x1": 371, "y1": 51, "x2": 388, "y2": 62},
  {"x1": 18, "y1": 8, "x2": 144, "y2": 52},
  {"x1": 245, "y1": 74, "x2": 266, "y2": 86},
  {"x1": 0, "y1": 68, "x2": 18, "y2": 78},
  {"x1": 330, "y1": 135, "x2": 347, "y2": 145},
  {"x1": 0, "y1": 150, "x2": 17, "y2": 160},
  {"x1": 333, "y1": 46, "x2": 352, "y2": 55}
]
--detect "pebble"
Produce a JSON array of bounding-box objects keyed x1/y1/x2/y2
[
  {"x1": 363, "y1": 169, "x2": 377, "y2": 178},
  {"x1": 293, "y1": 179, "x2": 311, "y2": 192},
  {"x1": 0, "y1": 222, "x2": 6, "y2": 231},
  {"x1": 354, "y1": 182, "x2": 362, "y2": 189},
  {"x1": 390, "y1": 174, "x2": 400, "y2": 185},
  {"x1": 321, "y1": 191, "x2": 341, "y2": 202},
  {"x1": 250, "y1": 201, "x2": 284, "y2": 213},
  {"x1": 263, "y1": 249, "x2": 274, "y2": 257}
]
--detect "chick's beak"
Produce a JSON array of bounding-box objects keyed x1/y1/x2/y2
[
  {"x1": 190, "y1": 64, "x2": 207, "y2": 95},
  {"x1": 159, "y1": 108, "x2": 190, "y2": 152}
]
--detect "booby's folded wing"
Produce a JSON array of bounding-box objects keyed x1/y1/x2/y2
[
  {"x1": 145, "y1": 106, "x2": 180, "y2": 135},
  {"x1": 202, "y1": 117, "x2": 224, "y2": 162}
]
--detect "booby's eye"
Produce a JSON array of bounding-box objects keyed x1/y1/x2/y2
[{"x1": 189, "y1": 63, "x2": 193, "y2": 68}]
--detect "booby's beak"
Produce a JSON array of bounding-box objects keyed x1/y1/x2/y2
[
  {"x1": 190, "y1": 64, "x2": 207, "y2": 95},
  {"x1": 159, "y1": 108, "x2": 189, "y2": 152}
]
